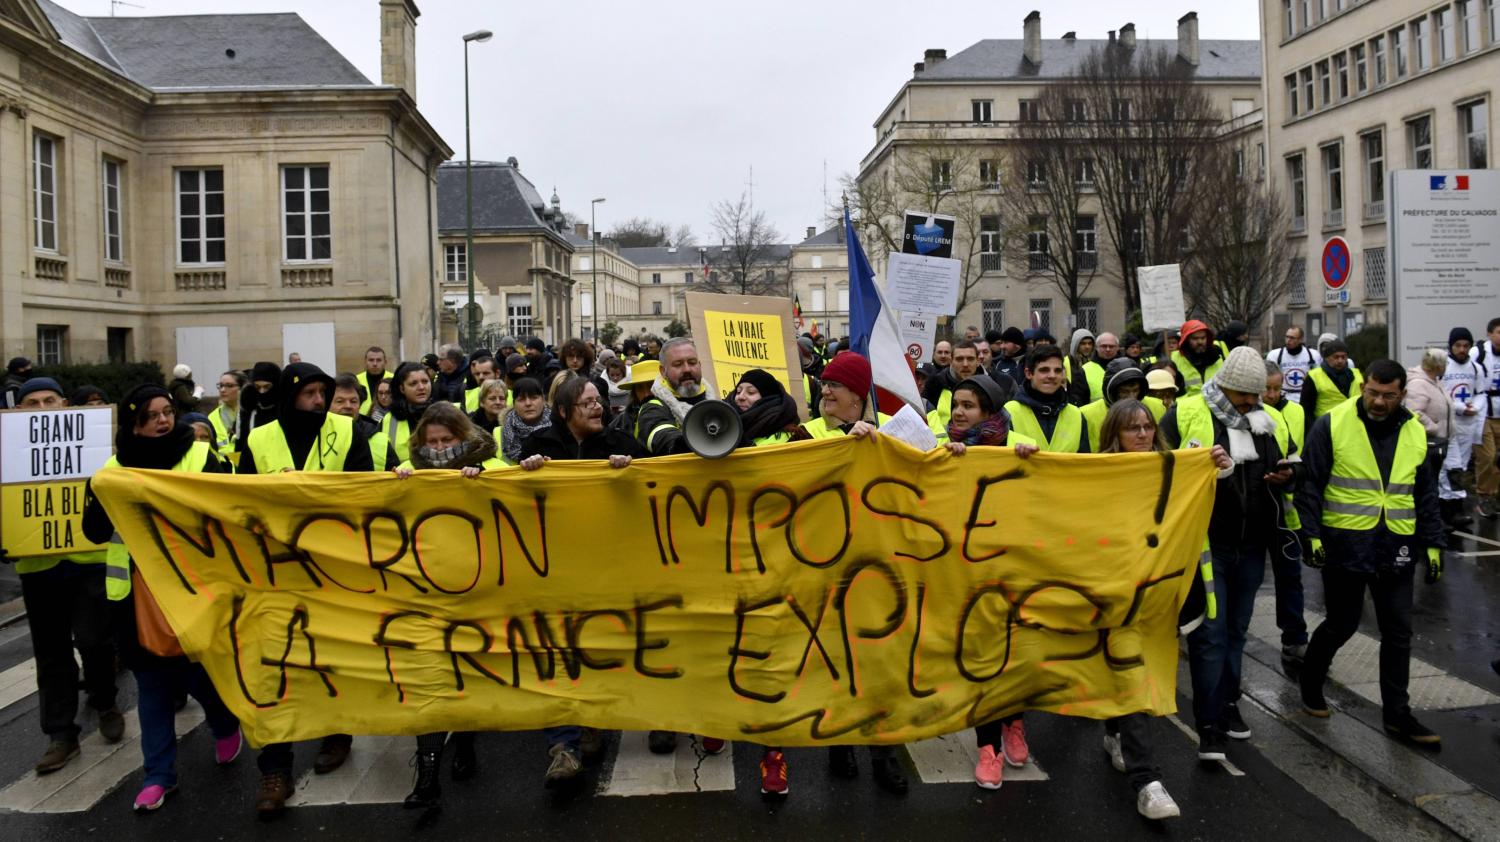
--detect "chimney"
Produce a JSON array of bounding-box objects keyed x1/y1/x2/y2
[
  {"x1": 1061, "y1": 31, "x2": 1076, "y2": 42},
  {"x1": 914, "y1": 61, "x2": 925, "y2": 73},
  {"x1": 379, "y1": 0, "x2": 420, "y2": 101},
  {"x1": 924, "y1": 48, "x2": 947, "y2": 68},
  {"x1": 1177, "y1": 11, "x2": 1199, "y2": 66},
  {"x1": 574, "y1": 223, "x2": 590, "y2": 239},
  {"x1": 1023, "y1": 10, "x2": 1042, "y2": 65},
  {"x1": 1108, "y1": 30, "x2": 1116, "y2": 44},
  {"x1": 1120, "y1": 22, "x2": 1137, "y2": 49},
  {"x1": 806, "y1": 226, "x2": 817, "y2": 239}
]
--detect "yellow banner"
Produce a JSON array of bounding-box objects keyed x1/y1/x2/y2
[{"x1": 91, "y1": 437, "x2": 1216, "y2": 746}]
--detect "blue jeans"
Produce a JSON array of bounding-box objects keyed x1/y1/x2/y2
[
  {"x1": 134, "y1": 661, "x2": 240, "y2": 788},
  {"x1": 545, "y1": 726, "x2": 581, "y2": 754},
  {"x1": 1270, "y1": 536, "x2": 1308, "y2": 646},
  {"x1": 1186, "y1": 542, "x2": 1266, "y2": 730}
]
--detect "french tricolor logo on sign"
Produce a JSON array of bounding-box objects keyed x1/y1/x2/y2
[{"x1": 1430, "y1": 175, "x2": 1470, "y2": 191}]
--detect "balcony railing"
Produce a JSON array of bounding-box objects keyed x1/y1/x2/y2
[
  {"x1": 1028, "y1": 253, "x2": 1049, "y2": 272},
  {"x1": 175, "y1": 270, "x2": 226, "y2": 291},
  {"x1": 34, "y1": 255, "x2": 66, "y2": 281},
  {"x1": 104, "y1": 267, "x2": 130, "y2": 289},
  {"x1": 1364, "y1": 200, "x2": 1385, "y2": 219},
  {"x1": 1323, "y1": 207, "x2": 1345, "y2": 228},
  {"x1": 1291, "y1": 216, "x2": 1307, "y2": 234},
  {"x1": 1077, "y1": 252, "x2": 1098, "y2": 271},
  {"x1": 282, "y1": 266, "x2": 333, "y2": 287},
  {"x1": 980, "y1": 253, "x2": 1002, "y2": 272}
]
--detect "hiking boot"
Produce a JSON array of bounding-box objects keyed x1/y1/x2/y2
[
  {"x1": 1001, "y1": 719, "x2": 1030, "y2": 766},
  {"x1": 1221, "y1": 704, "x2": 1252, "y2": 740},
  {"x1": 578, "y1": 727, "x2": 605, "y2": 763},
  {"x1": 313, "y1": 734, "x2": 352, "y2": 775},
  {"x1": 1300, "y1": 674, "x2": 1331, "y2": 718},
  {"x1": 699, "y1": 736, "x2": 727, "y2": 755},
  {"x1": 828, "y1": 745, "x2": 858, "y2": 779},
  {"x1": 98, "y1": 707, "x2": 126, "y2": 743},
  {"x1": 403, "y1": 750, "x2": 441, "y2": 809},
  {"x1": 759, "y1": 749, "x2": 788, "y2": 797},
  {"x1": 1137, "y1": 780, "x2": 1181, "y2": 820},
  {"x1": 1384, "y1": 713, "x2": 1441, "y2": 746},
  {"x1": 35, "y1": 739, "x2": 79, "y2": 775},
  {"x1": 254, "y1": 771, "x2": 291, "y2": 820},
  {"x1": 1196, "y1": 727, "x2": 1227, "y2": 762},
  {"x1": 973, "y1": 744, "x2": 1003, "y2": 790},
  {"x1": 647, "y1": 730, "x2": 676, "y2": 754},
  {"x1": 544, "y1": 744, "x2": 582, "y2": 789},
  {"x1": 1102, "y1": 732, "x2": 1125, "y2": 772},
  {"x1": 871, "y1": 750, "x2": 908, "y2": 795}
]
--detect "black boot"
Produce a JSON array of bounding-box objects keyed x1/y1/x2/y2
[
  {"x1": 404, "y1": 750, "x2": 441, "y2": 809},
  {"x1": 450, "y1": 734, "x2": 477, "y2": 782}
]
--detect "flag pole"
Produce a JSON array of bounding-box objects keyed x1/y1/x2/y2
[{"x1": 844, "y1": 193, "x2": 881, "y2": 429}]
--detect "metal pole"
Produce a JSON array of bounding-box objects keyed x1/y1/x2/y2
[
  {"x1": 591, "y1": 202, "x2": 599, "y2": 341},
  {"x1": 463, "y1": 40, "x2": 477, "y2": 350}
]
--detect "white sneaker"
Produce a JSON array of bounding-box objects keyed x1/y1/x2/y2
[
  {"x1": 1102, "y1": 733, "x2": 1126, "y2": 773},
  {"x1": 1137, "y1": 780, "x2": 1181, "y2": 820}
]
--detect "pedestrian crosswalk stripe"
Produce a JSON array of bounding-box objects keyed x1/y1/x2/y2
[
  {"x1": 285, "y1": 736, "x2": 414, "y2": 806},
  {"x1": 1164, "y1": 714, "x2": 1244, "y2": 777},
  {"x1": 597, "y1": 732, "x2": 735, "y2": 797},
  {"x1": 0, "y1": 702, "x2": 205, "y2": 813},
  {"x1": 0, "y1": 658, "x2": 37, "y2": 711},
  {"x1": 907, "y1": 731, "x2": 1048, "y2": 784}
]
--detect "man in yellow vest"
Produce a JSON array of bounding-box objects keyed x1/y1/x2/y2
[
  {"x1": 1172, "y1": 320, "x2": 1225, "y2": 398},
  {"x1": 1161, "y1": 347, "x2": 1297, "y2": 761},
  {"x1": 925, "y1": 340, "x2": 982, "y2": 429},
  {"x1": 1004, "y1": 344, "x2": 1090, "y2": 453},
  {"x1": 1065, "y1": 329, "x2": 1105, "y2": 406},
  {"x1": 356, "y1": 346, "x2": 392, "y2": 417},
  {"x1": 1262, "y1": 360, "x2": 1311, "y2": 673},
  {"x1": 1303, "y1": 339, "x2": 1363, "y2": 432},
  {"x1": 464, "y1": 353, "x2": 501, "y2": 413},
  {"x1": 7, "y1": 378, "x2": 124, "y2": 775},
  {"x1": 1296, "y1": 359, "x2": 1445, "y2": 746},
  {"x1": 241, "y1": 363, "x2": 371, "y2": 817},
  {"x1": 332, "y1": 373, "x2": 397, "y2": 471}
]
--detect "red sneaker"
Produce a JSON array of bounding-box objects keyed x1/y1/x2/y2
[
  {"x1": 1002, "y1": 720, "x2": 1030, "y2": 767},
  {"x1": 760, "y1": 750, "x2": 788, "y2": 796},
  {"x1": 700, "y1": 736, "x2": 727, "y2": 755}
]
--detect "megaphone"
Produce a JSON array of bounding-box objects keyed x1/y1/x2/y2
[{"x1": 682, "y1": 399, "x2": 743, "y2": 459}]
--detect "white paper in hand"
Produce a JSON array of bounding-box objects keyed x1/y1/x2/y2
[{"x1": 879, "y1": 404, "x2": 938, "y2": 451}]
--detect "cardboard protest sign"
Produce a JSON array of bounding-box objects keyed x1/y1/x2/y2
[
  {"x1": 93, "y1": 437, "x2": 1217, "y2": 746},
  {"x1": 1, "y1": 406, "x2": 113, "y2": 558},
  {"x1": 685, "y1": 291, "x2": 809, "y2": 420}
]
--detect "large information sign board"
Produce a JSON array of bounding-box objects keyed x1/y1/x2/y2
[
  {"x1": 1389, "y1": 170, "x2": 1500, "y2": 367},
  {"x1": 0, "y1": 405, "x2": 114, "y2": 558}
]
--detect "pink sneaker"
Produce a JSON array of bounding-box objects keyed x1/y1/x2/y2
[
  {"x1": 974, "y1": 744, "x2": 1003, "y2": 790},
  {"x1": 215, "y1": 728, "x2": 243, "y2": 765},
  {"x1": 133, "y1": 783, "x2": 175, "y2": 812},
  {"x1": 1002, "y1": 720, "x2": 1030, "y2": 767},
  {"x1": 700, "y1": 736, "x2": 727, "y2": 755}
]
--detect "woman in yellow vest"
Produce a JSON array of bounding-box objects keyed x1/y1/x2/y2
[
  {"x1": 733, "y1": 369, "x2": 802, "y2": 447},
  {"x1": 81, "y1": 385, "x2": 244, "y2": 813},
  {"x1": 207, "y1": 370, "x2": 245, "y2": 462},
  {"x1": 382, "y1": 361, "x2": 435, "y2": 459},
  {"x1": 1004, "y1": 345, "x2": 1091, "y2": 452}
]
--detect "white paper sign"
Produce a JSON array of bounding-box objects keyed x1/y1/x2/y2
[
  {"x1": 897, "y1": 312, "x2": 938, "y2": 363},
  {"x1": 1388, "y1": 170, "x2": 1500, "y2": 367},
  {"x1": 879, "y1": 404, "x2": 938, "y2": 452},
  {"x1": 886, "y1": 252, "x2": 962, "y2": 316},
  {"x1": 0, "y1": 406, "x2": 115, "y2": 484},
  {"x1": 1138, "y1": 264, "x2": 1185, "y2": 332}
]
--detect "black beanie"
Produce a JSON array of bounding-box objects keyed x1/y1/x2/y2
[
  {"x1": 1449, "y1": 326, "x2": 1474, "y2": 348},
  {"x1": 736, "y1": 369, "x2": 786, "y2": 400},
  {"x1": 1001, "y1": 327, "x2": 1026, "y2": 346},
  {"x1": 525, "y1": 337, "x2": 546, "y2": 353},
  {"x1": 120, "y1": 384, "x2": 171, "y2": 431},
  {"x1": 250, "y1": 361, "x2": 281, "y2": 384}
]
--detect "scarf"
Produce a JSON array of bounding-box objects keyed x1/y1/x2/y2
[
  {"x1": 114, "y1": 424, "x2": 198, "y2": 470},
  {"x1": 216, "y1": 404, "x2": 238, "y2": 440},
  {"x1": 1321, "y1": 361, "x2": 1354, "y2": 395},
  {"x1": 1201, "y1": 380, "x2": 1276, "y2": 463},
  {"x1": 649, "y1": 376, "x2": 714, "y2": 425},
  {"x1": 948, "y1": 412, "x2": 1009, "y2": 447},
  {"x1": 502, "y1": 407, "x2": 552, "y2": 463},
  {"x1": 413, "y1": 430, "x2": 498, "y2": 470},
  {"x1": 738, "y1": 394, "x2": 801, "y2": 444}
]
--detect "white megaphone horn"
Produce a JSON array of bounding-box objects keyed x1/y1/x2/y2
[{"x1": 682, "y1": 399, "x2": 743, "y2": 459}]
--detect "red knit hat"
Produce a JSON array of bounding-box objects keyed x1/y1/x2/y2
[
  {"x1": 1180, "y1": 319, "x2": 1214, "y2": 342},
  {"x1": 819, "y1": 351, "x2": 872, "y2": 398}
]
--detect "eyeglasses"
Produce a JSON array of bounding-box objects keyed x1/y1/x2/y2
[
  {"x1": 217, "y1": 382, "x2": 238, "y2": 389},
  {"x1": 144, "y1": 408, "x2": 175, "y2": 423},
  {"x1": 1124, "y1": 424, "x2": 1156, "y2": 436},
  {"x1": 575, "y1": 398, "x2": 603, "y2": 409}
]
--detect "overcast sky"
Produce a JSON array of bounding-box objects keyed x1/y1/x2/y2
[{"x1": 59, "y1": 0, "x2": 1261, "y2": 243}]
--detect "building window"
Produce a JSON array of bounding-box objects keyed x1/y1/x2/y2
[
  {"x1": 580, "y1": 290, "x2": 593, "y2": 318},
  {"x1": 1461, "y1": 100, "x2": 1489, "y2": 167},
  {"x1": 1334, "y1": 53, "x2": 1348, "y2": 99},
  {"x1": 979, "y1": 159, "x2": 1000, "y2": 189},
  {"x1": 1372, "y1": 36, "x2": 1387, "y2": 85},
  {"x1": 1074, "y1": 157, "x2": 1095, "y2": 188},
  {"x1": 979, "y1": 215, "x2": 1002, "y2": 272},
  {"x1": 33, "y1": 134, "x2": 57, "y2": 252},
  {"x1": 1364, "y1": 246, "x2": 1388, "y2": 300},
  {"x1": 1019, "y1": 100, "x2": 1039, "y2": 122},
  {"x1": 1413, "y1": 17, "x2": 1431, "y2": 70},
  {"x1": 1436, "y1": 7, "x2": 1455, "y2": 62},
  {"x1": 1317, "y1": 60, "x2": 1331, "y2": 105},
  {"x1": 651, "y1": 301, "x2": 662, "y2": 316},
  {"x1": 1288, "y1": 257, "x2": 1308, "y2": 306},
  {"x1": 1027, "y1": 216, "x2": 1049, "y2": 271},
  {"x1": 810, "y1": 288, "x2": 825, "y2": 311},
  {"x1": 37, "y1": 325, "x2": 66, "y2": 365},
  {"x1": 176, "y1": 168, "x2": 224, "y2": 265},
  {"x1": 107, "y1": 327, "x2": 131, "y2": 365},
  {"x1": 837, "y1": 288, "x2": 850, "y2": 311},
  {"x1": 971, "y1": 100, "x2": 993, "y2": 123},
  {"x1": 1074, "y1": 216, "x2": 1097, "y2": 270},
  {"x1": 1352, "y1": 45, "x2": 1367, "y2": 92},
  {"x1": 1234, "y1": 148, "x2": 1247, "y2": 179},
  {"x1": 1029, "y1": 298, "x2": 1053, "y2": 333},
  {"x1": 1065, "y1": 99, "x2": 1086, "y2": 122},
  {"x1": 1286, "y1": 75, "x2": 1300, "y2": 118},
  {"x1": 443, "y1": 243, "x2": 467, "y2": 282},
  {"x1": 1112, "y1": 98, "x2": 1132, "y2": 122},
  {"x1": 1460, "y1": 0, "x2": 1480, "y2": 52},
  {"x1": 810, "y1": 255, "x2": 824, "y2": 269},
  {"x1": 1288, "y1": 154, "x2": 1307, "y2": 231},
  {"x1": 1300, "y1": 67, "x2": 1315, "y2": 112},
  {"x1": 102, "y1": 158, "x2": 123, "y2": 262},
  {"x1": 1283, "y1": 0, "x2": 1296, "y2": 37},
  {"x1": 1392, "y1": 27, "x2": 1408, "y2": 77},
  {"x1": 651, "y1": 272, "x2": 662, "y2": 284},
  {"x1": 1490, "y1": 0, "x2": 1499, "y2": 45},
  {"x1": 1077, "y1": 298, "x2": 1100, "y2": 334},
  {"x1": 507, "y1": 293, "x2": 532, "y2": 337},
  {"x1": 1408, "y1": 115, "x2": 1434, "y2": 167},
  {"x1": 982, "y1": 300, "x2": 1004, "y2": 333},
  {"x1": 1126, "y1": 216, "x2": 1144, "y2": 259},
  {"x1": 680, "y1": 271, "x2": 691, "y2": 283},
  {"x1": 1317, "y1": 0, "x2": 1328, "y2": 21},
  {"x1": 577, "y1": 256, "x2": 591, "y2": 271},
  {"x1": 1362, "y1": 130, "x2": 1385, "y2": 218},
  {"x1": 1300, "y1": 0, "x2": 1313, "y2": 29},
  {"x1": 1322, "y1": 143, "x2": 1344, "y2": 227},
  {"x1": 281, "y1": 165, "x2": 330, "y2": 262},
  {"x1": 1026, "y1": 159, "x2": 1047, "y2": 189},
  {"x1": 931, "y1": 160, "x2": 952, "y2": 190}
]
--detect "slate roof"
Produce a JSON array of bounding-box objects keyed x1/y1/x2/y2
[
  {"x1": 437, "y1": 160, "x2": 564, "y2": 237},
  {"x1": 622, "y1": 243, "x2": 794, "y2": 267},
  {"x1": 38, "y1": 0, "x2": 372, "y2": 90},
  {"x1": 800, "y1": 226, "x2": 845, "y2": 246},
  {"x1": 915, "y1": 38, "x2": 1261, "y2": 82}
]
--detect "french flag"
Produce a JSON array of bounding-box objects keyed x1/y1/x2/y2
[
  {"x1": 844, "y1": 207, "x2": 924, "y2": 417},
  {"x1": 1430, "y1": 175, "x2": 1470, "y2": 191}
]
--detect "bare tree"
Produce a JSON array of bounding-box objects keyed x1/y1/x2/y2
[
  {"x1": 670, "y1": 224, "x2": 697, "y2": 248},
  {"x1": 698, "y1": 193, "x2": 790, "y2": 296},
  {"x1": 1181, "y1": 138, "x2": 1295, "y2": 333},
  {"x1": 607, "y1": 216, "x2": 675, "y2": 248}
]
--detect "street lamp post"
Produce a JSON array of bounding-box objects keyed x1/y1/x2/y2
[
  {"x1": 591, "y1": 197, "x2": 606, "y2": 341},
  {"x1": 462, "y1": 29, "x2": 492, "y2": 350}
]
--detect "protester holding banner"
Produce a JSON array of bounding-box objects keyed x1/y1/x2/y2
[
  {"x1": 382, "y1": 361, "x2": 436, "y2": 459},
  {"x1": 81, "y1": 385, "x2": 244, "y2": 813},
  {"x1": 1161, "y1": 347, "x2": 1298, "y2": 761},
  {"x1": 9, "y1": 379, "x2": 125, "y2": 777},
  {"x1": 794, "y1": 352, "x2": 889, "y2": 441},
  {"x1": 497, "y1": 377, "x2": 549, "y2": 465},
  {"x1": 1004, "y1": 345, "x2": 1090, "y2": 453},
  {"x1": 235, "y1": 362, "x2": 281, "y2": 451},
  {"x1": 635, "y1": 338, "x2": 712, "y2": 457},
  {"x1": 733, "y1": 369, "x2": 802, "y2": 447}
]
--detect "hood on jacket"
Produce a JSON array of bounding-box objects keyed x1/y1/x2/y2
[
  {"x1": 1104, "y1": 361, "x2": 1148, "y2": 404},
  {"x1": 955, "y1": 375, "x2": 1008, "y2": 414},
  {"x1": 1070, "y1": 329, "x2": 1095, "y2": 357},
  {"x1": 277, "y1": 363, "x2": 335, "y2": 416},
  {"x1": 1180, "y1": 319, "x2": 1214, "y2": 344}
]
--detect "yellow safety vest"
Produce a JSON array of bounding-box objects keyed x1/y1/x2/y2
[
  {"x1": 934, "y1": 389, "x2": 953, "y2": 428},
  {"x1": 753, "y1": 432, "x2": 792, "y2": 447},
  {"x1": 207, "y1": 404, "x2": 238, "y2": 459},
  {"x1": 369, "y1": 430, "x2": 392, "y2": 472},
  {"x1": 1308, "y1": 366, "x2": 1364, "y2": 419},
  {"x1": 1277, "y1": 399, "x2": 1306, "y2": 455},
  {"x1": 1323, "y1": 399, "x2": 1426, "y2": 535},
  {"x1": 102, "y1": 441, "x2": 214, "y2": 600},
  {"x1": 465, "y1": 387, "x2": 480, "y2": 413},
  {"x1": 357, "y1": 370, "x2": 393, "y2": 416},
  {"x1": 1262, "y1": 403, "x2": 1303, "y2": 531},
  {"x1": 1082, "y1": 360, "x2": 1105, "y2": 403},
  {"x1": 384, "y1": 414, "x2": 417, "y2": 462},
  {"x1": 1143, "y1": 395, "x2": 1167, "y2": 422},
  {"x1": 1003, "y1": 400, "x2": 1085, "y2": 453},
  {"x1": 1157, "y1": 395, "x2": 1220, "y2": 620},
  {"x1": 246, "y1": 413, "x2": 355, "y2": 473},
  {"x1": 927, "y1": 409, "x2": 949, "y2": 444},
  {"x1": 799, "y1": 414, "x2": 893, "y2": 439},
  {"x1": 1171, "y1": 350, "x2": 1224, "y2": 398},
  {"x1": 1081, "y1": 399, "x2": 1108, "y2": 452}
]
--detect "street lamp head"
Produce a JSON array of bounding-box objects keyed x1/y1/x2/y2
[
  {"x1": 463, "y1": 30, "x2": 493, "y2": 43},
  {"x1": 592, "y1": 197, "x2": 607, "y2": 205}
]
